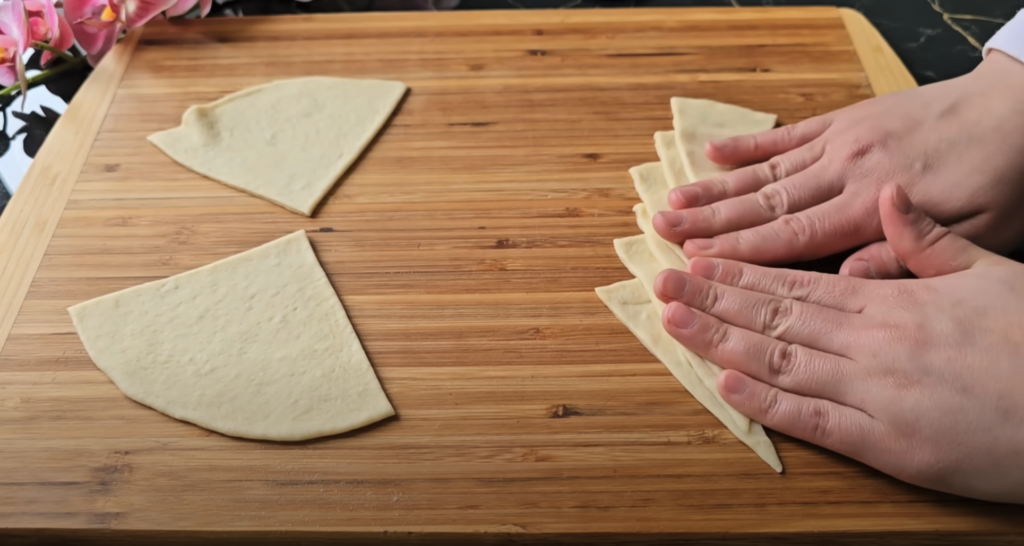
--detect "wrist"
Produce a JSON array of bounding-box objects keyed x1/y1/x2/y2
[{"x1": 972, "y1": 49, "x2": 1024, "y2": 94}]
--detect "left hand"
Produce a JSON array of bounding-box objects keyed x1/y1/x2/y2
[{"x1": 654, "y1": 183, "x2": 1024, "y2": 504}]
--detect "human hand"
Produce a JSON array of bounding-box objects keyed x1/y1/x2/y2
[
  {"x1": 653, "y1": 50, "x2": 1024, "y2": 279},
  {"x1": 654, "y1": 184, "x2": 1024, "y2": 504}
]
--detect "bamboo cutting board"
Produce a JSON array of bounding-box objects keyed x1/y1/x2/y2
[{"x1": 2, "y1": 7, "x2": 1022, "y2": 545}]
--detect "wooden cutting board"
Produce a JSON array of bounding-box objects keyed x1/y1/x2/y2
[{"x1": 2, "y1": 7, "x2": 1022, "y2": 545}]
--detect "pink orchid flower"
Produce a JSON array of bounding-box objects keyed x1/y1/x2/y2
[
  {"x1": 24, "y1": 0, "x2": 75, "y2": 66},
  {"x1": 66, "y1": 0, "x2": 208, "y2": 66},
  {"x1": 0, "y1": 0, "x2": 31, "y2": 91}
]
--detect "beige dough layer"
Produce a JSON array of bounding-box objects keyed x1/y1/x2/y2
[
  {"x1": 68, "y1": 230, "x2": 394, "y2": 442},
  {"x1": 149, "y1": 77, "x2": 407, "y2": 216},
  {"x1": 671, "y1": 97, "x2": 777, "y2": 182},
  {"x1": 598, "y1": 97, "x2": 783, "y2": 471},
  {"x1": 596, "y1": 279, "x2": 782, "y2": 472}
]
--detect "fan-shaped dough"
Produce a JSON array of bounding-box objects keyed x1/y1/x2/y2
[
  {"x1": 68, "y1": 230, "x2": 394, "y2": 441},
  {"x1": 149, "y1": 77, "x2": 407, "y2": 216}
]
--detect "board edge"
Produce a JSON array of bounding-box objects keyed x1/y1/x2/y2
[
  {"x1": 0, "y1": 29, "x2": 143, "y2": 356},
  {"x1": 838, "y1": 7, "x2": 919, "y2": 95}
]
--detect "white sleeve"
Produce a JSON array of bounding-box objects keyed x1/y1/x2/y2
[{"x1": 984, "y1": 10, "x2": 1024, "y2": 62}]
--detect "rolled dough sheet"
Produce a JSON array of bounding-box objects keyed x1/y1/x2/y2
[
  {"x1": 654, "y1": 131, "x2": 691, "y2": 188},
  {"x1": 613, "y1": 235, "x2": 751, "y2": 432},
  {"x1": 68, "y1": 230, "x2": 395, "y2": 441},
  {"x1": 148, "y1": 76, "x2": 408, "y2": 217},
  {"x1": 596, "y1": 279, "x2": 782, "y2": 472},
  {"x1": 671, "y1": 97, "x2": 777, "y2": 182},
  {"x1": 631, "y1": 164, "x2": 690, "y2": 267}
]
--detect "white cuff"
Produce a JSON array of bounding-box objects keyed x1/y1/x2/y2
[{"x1": 984, "y1": 9, "x2": 1024, "y2": 63}]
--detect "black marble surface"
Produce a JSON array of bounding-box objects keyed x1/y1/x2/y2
[{"x1": 0, "y1": 0, "x2": 1021, "y2": 215}]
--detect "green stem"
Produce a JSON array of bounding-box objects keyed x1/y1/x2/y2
[
  {"x1": 32, "y1": 42, "x2": 77, "y2": 64},
  {"x1": 0, "y1": 56, "x2": 87, "y2": 98}
]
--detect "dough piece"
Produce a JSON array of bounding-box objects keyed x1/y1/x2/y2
[
  {"x1": 596, "y1": 279, "x2": 782, "y2": 472},
  {"x1": 613, "y1": 235, "x2": 751, "y2": 432},
  {"x1": 149, "y1": 77, "x2": 408, "y2": 216},
  {"x1": 671, "y1": 97, "x2": 777, "y2": 182},
  {"x1": 631, "y1": 164, "x2": 689, "y2": 266},
  {"x1": 654, "y1": 131, "x2": 691, "y2": 188},
  {"x1": 68, "y1": 230, "x2": 395, "y2": 441},
  {"x1": 633, "y1": 203, "x2": 689, "y2": 270}
]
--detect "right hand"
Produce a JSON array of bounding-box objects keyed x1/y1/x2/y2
[
  {"x1": 653, "y1": 50, "x2": 1024, "y2": 278},
  {"x1": 654, "y1": 185, "x2": 1024, "y2": 504}
]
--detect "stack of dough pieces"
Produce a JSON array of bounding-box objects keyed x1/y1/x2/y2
[{"x1": 595, "y1": 98, "x2": 783, "y2": 472}]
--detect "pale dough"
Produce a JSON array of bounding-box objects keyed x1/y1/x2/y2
[
  {"x1": 629, "y1": 163, "x2": 689, "y2": 266},
  {"x1": 68, "y1": 230, "x2": 395, "y2": 441},
  {"x1": 654, "y1": 131, "x2": 691, "y2": 188},
  {"x1": 613, "y1": 235, "x2": 751, "y2": 432},
  {"x1": 671, "y1": 97, "x2": 777, "y2": 182},
  {"x1": 148, "y1": 77, "x2": 408, "y2": 216},
  {"x1": 596, "y1": 279, "x2": 782, "y2": 472}
]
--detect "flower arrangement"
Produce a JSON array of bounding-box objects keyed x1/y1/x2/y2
[{"x1": 0, "y1": 1, "x2": 211, "y2": 101}]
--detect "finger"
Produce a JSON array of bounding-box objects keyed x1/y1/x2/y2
[
  {"x1": 716, "y1": 369, "x2": 882, "y2": 467},
  {"x1": 686, "y1": 257, "x2": 866, "y2": 313},
  {"x1": 656, "y1": 268, "x2": 855, "y2": 354},
  {"x1": 658, "y1": 162, "x2": 839, "y2": 242},
  {"x1": 662, "y1": 302, "x2": 855, "y2": 402},
  {"x1": 665, "y1": 141, "x2": 825, "y2": 211},
  {"x1": 880, "y1": 184, "x2": 1005, "y2": 277},
  {"x1": 839, "y1": 241, "x2": 911, "y2": 279},
  {"x1": 683, "y1": 193, "x2": 881, "y2": 265},
  {"x1": 704, "y1": 115, "x2": 832, "y2": 167}
]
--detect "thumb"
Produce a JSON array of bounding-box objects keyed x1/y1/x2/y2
[
  {"x1": 880, "y1": 184, "x2": 1002, "y2": 278},
  {"x1": 839, "y1": 241, "x2": 911, "y2": 279}
]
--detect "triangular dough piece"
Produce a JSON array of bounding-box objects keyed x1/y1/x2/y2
[
  {"x1": 671, "y1": 97, "x2": 777, "y2": 182},
  {"x1": 613, "y1": 235, "x2": 751, "y2": 433},
  {"x1": 149, "y1": 77, "x2": 408, "y2": 216},
  {"x1": 68, "y1": 230, "x2": 395, "y2": 441},
  {"x1": 596, "y1": 279, "x2": 781, "y2": 472},
  {"x1": 630, "y1": 163, "x2": 689, "y2": 266},
  {"x1": 654, "y1": 131, "x2": 691, "y2": 188}
]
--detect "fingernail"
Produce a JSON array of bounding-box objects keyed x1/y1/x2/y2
[
  {"x1": 892, "y1": 185, "x2": 914, "y2": 215},
  {"x1": 721, "y1": 372, "x2": 749, "y2": 395},
  {"x1": 658, "y1": 271, "x2": 689, "y2": 301},
  {"x1": 688, "y1": 258, "x2": 720, "y2": 280},
  {"x1": 666, "y1": 303, "x2": 699, "y2": 330},
  {"x1": 656, "y1": 211, "x2": 684, "y2": 230},
  {"x1": 845, "y1": 259, "x2": 877, "y2": 279},
  {"x1": 686, "y1": 238, "x2": 716, "y2": 251},
  {"x1": 670, "y1": 186, "x2": 700, "y2": 209}
]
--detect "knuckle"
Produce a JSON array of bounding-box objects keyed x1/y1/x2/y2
[
  {"x1": 701, "y1": 282, "x2": 723, "y2": 313},
  {"x1": 709, "y1": 177, "x2": 730, "y2": 201},
  {"x1": 779, "y1": 271, "x2": 814, "y2": 299},
  {"x1": 707, "y1": 318, "x2": 730, "y2": 350},
  {"x1": 777, "y1": 213, "x2": 812, "y2": 243},
  {"x1": 839, "y1": 139, "x2": 882, "y2": 164},
  {"x1": 762, "y1": 298, "x2": 795, "y2": 338},
  {"x1": 760, "y1": 386, "x2": 786, "y2": 422},
  {"x1": 700, "y1": 203, "x2": 723, "y2": 226},
  {"x1": 755, "y1": 183, "x2": 789, "y2": 217},
  {"x1": 767, "y1": 341, "x2": 799, "y2": 380},
  {"x1": 759, "y1": 157, "x2": 788, "y2": 183},
  {"x1": 804, "y1": 402, "x2": 832, "y2": 444}
]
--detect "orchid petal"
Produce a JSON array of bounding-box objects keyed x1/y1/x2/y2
[
  {"x1": 123, "y1": 0, "x2": 178, "y2": 29},
  {"x1": 164, "y1": 0, "x2": 195, "y2": 17},
  {"x1": 0, "y1": 64, "x2": 17, "y2": 87},
  {"x1": 84, "y1": 21, "x2": 121, "y2": 66}
]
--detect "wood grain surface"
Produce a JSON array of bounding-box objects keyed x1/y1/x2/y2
[{"x1": 2, "y1": 7, "x2": 1022, "y2": 545}]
